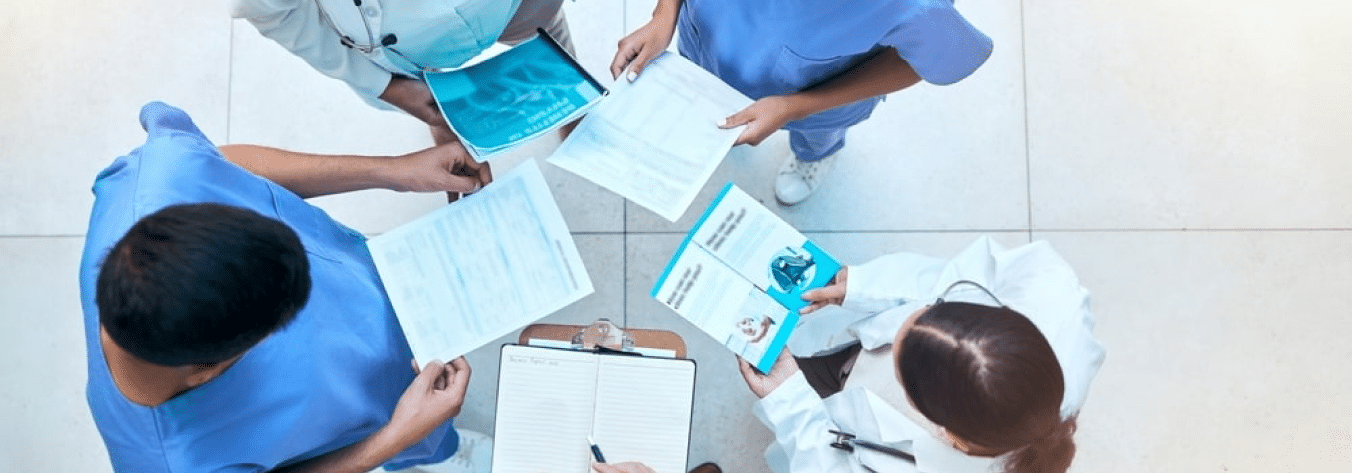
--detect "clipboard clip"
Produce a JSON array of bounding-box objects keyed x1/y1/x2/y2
[{"x1": 571, "y1": 318, "x2": 636, "y2": 353}]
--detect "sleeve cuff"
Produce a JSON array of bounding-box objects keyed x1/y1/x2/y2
[{"x1": 755, "y1": 372, "x2": 816, "y2": 425}]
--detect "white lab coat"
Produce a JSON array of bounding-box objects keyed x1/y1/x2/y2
[
  {"x1": 231, "y1": 0, "x2": 521, "y2": 108},
  {"x1": 754, "y1": 237, "x2": 1106, "y2": 473}
]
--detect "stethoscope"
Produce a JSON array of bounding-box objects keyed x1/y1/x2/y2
[
  {"x1": 314, "y1": 0, "x2": 446, "y2": 72},
  {"x1": 829, "y1": 429, "x2": 916, "y2": 463}
]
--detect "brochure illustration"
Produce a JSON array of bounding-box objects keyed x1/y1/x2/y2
[
  {"x1": 425, "y1": 30, "x2": 606, "y2": 161},
  {"x1": 651, "y1": 184, "x2": 840, "y2": 372}
]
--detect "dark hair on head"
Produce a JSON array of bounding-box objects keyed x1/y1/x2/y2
[
  {"x1": 96, "y1": 203, "x2": 310, "y2": 366},
  {"x1": 899, "y1": 302, "x2": 1076, "y2": 473}
]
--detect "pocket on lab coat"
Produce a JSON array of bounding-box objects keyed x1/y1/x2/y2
[
  {"x1": 384, "y1": 1, "x2": 498, "y2": 70},
  {"x1": 455, "y1": 0, "x2": 515, "y2": 47}
]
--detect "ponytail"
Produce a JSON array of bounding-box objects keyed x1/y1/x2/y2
[{"x1": 1005, "y1": 417, "x2": 1077, "y2": 473}]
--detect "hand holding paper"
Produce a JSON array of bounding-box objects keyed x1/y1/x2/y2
[
  {"x1": 385, "y1": 358, "x2": 472, "y2": 447},
  {"x1": 369, "y1": 160, "x2": 593, "y2": 365},
  {"x1": 386, "y1": 143, "x2": 492, "y2": 193},
  {"x1": 652, "y1": 184, "x2": 841, "y2": 373},
  {"x1": 549, "y1": 53, "x2": 753, "y2": 222},
  {"x1": 799, "y1": 267, "x2": 848, "y2": 315},
  {"x1": 737, "y1": 348, "x2": 801, "y2": 399},
  {"x1": 720, "y1": 95, "x2": 805, "y2": 147}
]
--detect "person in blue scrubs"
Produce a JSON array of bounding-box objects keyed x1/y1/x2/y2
[
  {"x1": 612, "y1": 0, "x2": 993, "y2": 205},
  {"x1": 80, "y1": 102, "x2": 490, "y2": 472}
]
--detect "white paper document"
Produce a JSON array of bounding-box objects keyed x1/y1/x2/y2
[
  {"x1": 547, "y1": 52, "x2": 753, "y2": 221},
  {"x1": 493, "y1": 345, "x2": 695, "y2": 473},
  {"x1": 368, "y1": 160, "x2": 593, "y2": 363}
]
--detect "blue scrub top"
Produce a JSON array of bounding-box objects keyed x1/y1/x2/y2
[
  {"x1": 79, "y1": 102, "x2": 456, "y2": 472},
  {"x1": 677, "y1": 0, "x2": 993, "y2": 131}
]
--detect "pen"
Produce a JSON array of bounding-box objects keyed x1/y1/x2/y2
[{"x1": 587, "y1": 435, "x2": 606, "y2": 463}]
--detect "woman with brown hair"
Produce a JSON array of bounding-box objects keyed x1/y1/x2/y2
[{"x1": 737, "y1": 237, "x2": 1105, "y2": 473}]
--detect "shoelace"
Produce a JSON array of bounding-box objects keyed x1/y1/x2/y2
[{"x1": 782, "y1": 159, "x2": 826, "y2": 182}]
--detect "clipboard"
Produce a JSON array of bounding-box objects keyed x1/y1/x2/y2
[
  {"x1": 491, "y1": 343, "x2": 696, "y2": 473},
  {"x1": 518, "y1": 323, "x2": 688, "y2": 359}
]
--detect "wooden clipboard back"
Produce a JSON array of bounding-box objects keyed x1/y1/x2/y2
[{"x1": 518, "y1": 323, "x2": 688, "y2": 359}]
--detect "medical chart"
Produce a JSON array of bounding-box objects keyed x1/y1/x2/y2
[
  {"x1": 547, "y1": 52, "x2": 753, "y2": 221},
  {"x1": 493, "y1": 345, "x2": 694, "y2": 473},
  {"x1": 652, "y1": 184, "x2": 841, "y2": 373},
  {"x1": 425, "y1": 31, "x2": 606, "y2": 161},
  {"x1": 368, "y1": 160, "x2": 593, "y2": 364}
]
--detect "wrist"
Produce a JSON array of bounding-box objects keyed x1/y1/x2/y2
[
  {"x1": 372, "y1": 154, "x2": 412, "y2": 192},
  {"x1": 363, "y1": 424, "x2": 415, "y2": 467},
  {"x1": 778, "y1": 94, "x2": 815, "y2": 123}
]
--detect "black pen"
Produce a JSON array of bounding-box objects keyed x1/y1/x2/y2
[{"x1": 588, "y1": 435, "x2": 606, "y2": 463}]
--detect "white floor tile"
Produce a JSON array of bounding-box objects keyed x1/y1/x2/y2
[
  {"x1": 563, "y1": 0, "x2": 628, "y2": 82},
  {"x1": 0, "y1": 237, "x2": 111, "y2": 472},
  {"x1": 1026, "y1": 1, "x2": 1352, "y2": 230},
  {"x1": 1038, "y1": 231, "x2": 1352, "y2": 472},
  {"x1": 0, "y1": 1, "x2": 232, "y2": 236}
]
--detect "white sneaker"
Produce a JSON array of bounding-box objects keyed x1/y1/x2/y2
[
  {"x1": 773, "y1": 151, "x2": 839, "y2": 206},
  {"x1": 391, "y1": 429, "x2": 493, "y2": 473}
]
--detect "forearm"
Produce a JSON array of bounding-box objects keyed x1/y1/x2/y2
[
  {"x1": 754, "y1": 374, "x2": 855, "y2": 472},
  {"x1": 651, "y1": 0, "x2": 683, "y2": 21},
  {"x1": 782, "y1": 48, "x2": 922, "y2": 121},
  {"x1": 271, "y1": 427, "x2": 407, "y2": 473},
  {"x1": 841, "y1": 252, "x2": 946, "y2": 313},
  {"x1": 219, "y1": 144, "x2": 397, "y2": 198}
]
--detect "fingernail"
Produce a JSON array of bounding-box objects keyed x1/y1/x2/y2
[{"x1": 627, "y1": 70, "x2": 638, "y2": 82}]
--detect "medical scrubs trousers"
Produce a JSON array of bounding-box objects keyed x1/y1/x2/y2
[
  {"x1": 79, "y1": 102, "x2": 456, "y2": 472},
  {"x1": 676, "y1": 0, "x2": 993, "y2": 161}
]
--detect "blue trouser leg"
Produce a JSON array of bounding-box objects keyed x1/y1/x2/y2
[{"x1": 789, "y1": 127, "x2": 848, "y2": 162}]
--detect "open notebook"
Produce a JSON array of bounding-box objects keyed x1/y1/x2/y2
[{"x1": 492, "y1": 345, "x2": 696, "y2": 473}]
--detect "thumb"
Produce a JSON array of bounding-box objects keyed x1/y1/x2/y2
[
  {"x1": 801, "y1": 285, "x2": 844, "y2": 303},
  {"x1": 440, "y1": 174, "x2": 484, "y2": 194},
  {"x1": 736, "y1": 354, "x2": 761, "y2": 380},
  {"x1": 629, "y1": 49, "x2": 663, "y2": 80},
  {"x1": 412, "y1": 359, "x2": 446, "y2": 390}
]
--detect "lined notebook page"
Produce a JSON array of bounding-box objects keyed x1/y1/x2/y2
[
  {"x1": 592, "y1": 356, "x2": 696, "y2": 473},
  {"x1": 493, "y1": 347, "x2": 599, "y2": 473}
]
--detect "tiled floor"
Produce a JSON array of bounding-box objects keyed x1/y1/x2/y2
[{"x1": 2, "y1": 0, "x2": 1351, "y2": 472}]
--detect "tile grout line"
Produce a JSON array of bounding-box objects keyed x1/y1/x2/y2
[
  {"x1": 622, "y1": 199, "x2": 629, "y2": 329},
  {"x1": 1019, "y1": 0, "x2": 1033, "y2": 244}
]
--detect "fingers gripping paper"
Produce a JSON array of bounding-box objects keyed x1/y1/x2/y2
[{"x1": 548, "y1": 53, "x2": 753, "y2": 221}]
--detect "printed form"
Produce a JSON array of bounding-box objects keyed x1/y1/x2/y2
[
  {"x1": 548, "y1": 52, "x2": 753, "y2": 221},
  {"x1": 368, "y1": 160, "x2": 593, "y2": 364}
]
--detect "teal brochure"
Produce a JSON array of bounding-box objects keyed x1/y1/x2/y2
[
  {"x1": 425, "y1": 30, "x2": 606, "y2": 160},
  {"x1": 651, "y1": 184, "x2": 841, "y2": 373}
]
